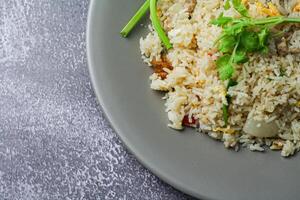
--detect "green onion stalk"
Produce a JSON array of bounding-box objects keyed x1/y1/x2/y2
[{"x1": 120, "y1": 0, "x2": 172, "y2": 49}]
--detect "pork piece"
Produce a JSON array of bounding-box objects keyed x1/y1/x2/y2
[{"x1": 151, "y1": 56, "x2": 173, "y2": 79}]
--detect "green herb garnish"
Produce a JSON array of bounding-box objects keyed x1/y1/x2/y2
[
  {"x1": 120, "y1": 0, "x2": 172, "y2": 49},
  {"x1": 233, "y1": 48, "x2": 248, "y2": 64},
  {"x1": 211, "y1": 13, "x2": 233, "y2": 26},
  {"x1": 211, "y1": 0, "x2": 300, "y2": 81},
  {"x1": 216, "y1": 55, "x2": 235, "y2": 81},
  {"x1": 150, "y1": 0, "x2": 172, "y2": 49},
  {"x1": 120, "y1": 0, "x2": 150, "y2": 37}
]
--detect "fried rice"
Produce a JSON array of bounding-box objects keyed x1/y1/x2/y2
[{"x1": 140, "y1": 0, "x2": 300, "y2": 157}]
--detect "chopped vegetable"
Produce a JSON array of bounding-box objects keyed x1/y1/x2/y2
[
  {"x1": 182, "y1": 115, "x2": 197, "y2": 127},
  {"x1": 243, "y1": 118, "x2": 280, "y2": 138}
]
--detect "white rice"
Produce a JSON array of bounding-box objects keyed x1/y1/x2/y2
[{"x1": 140, "y1": 0, "x2": 300, "y2": 157}]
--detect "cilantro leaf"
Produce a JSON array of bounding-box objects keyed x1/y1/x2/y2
[
  {"x1": 219, "y1": 65, "x2": 234, "y2": 81},
  {"x1": 240, "y1": 31, "x2": 259, "y2": 52},
  {"x1": 211, "y1": 19, "x2": 233, "y2": 27},
  {"x1": 232, "y1": 0, "x2": 250, "y2": 17},
  {"x1": 216, "y1": 55, "x2": 231, "y2": 68},
  {"x1": 233, "y1": 47, "x2": 248, "y2": 63},
  {"x1": 218, "y1": 35, "x2": 236, "y2": 53},
  {"x1": 211, "y1": 13, "x2": 233, "y2": 26},
  {"x1": 258, "y1": 28, "x2": 270, "y2": 53},
  {"x1": 224, "y1": 22, "x2": 246, "y2": 36},
  {"x1": 216, "y1": 55, "x2": 235, "y2": 81},
  {"x1": 258, "y1": 28, "x2": 269, "y2": 45}
]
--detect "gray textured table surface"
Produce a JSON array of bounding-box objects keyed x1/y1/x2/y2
[{"x1": 0, "y1": 1, "x2": 195, "y2": 199}]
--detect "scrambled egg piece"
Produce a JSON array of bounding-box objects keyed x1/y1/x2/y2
[
  {"x1": 297, "y1": 101, "x2": 300, "y2": 107},
  {"x1": 256, "y1": 2, "x2": 281, "y2": 16},
  {"x1": 294, "y1": 2, "x2": 300, "y2": 12},
  {"x1": 213, "y1": 127, "x2": 236, "y2": 135}
]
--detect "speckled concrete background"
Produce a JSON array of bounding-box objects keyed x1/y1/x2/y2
[{"x1": 0, "y1": 1, "x2": 195, "y2": 199}]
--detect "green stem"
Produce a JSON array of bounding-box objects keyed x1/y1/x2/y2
[
  {"x1": 150, "y1": 0, "x2": 172, "y2": 49},
  {"x1": 230, "y1": 17, "x2": 300, "y2": 30},
  {"x1": 252, "y1": 17, "x2": 300, "y2": 26},
  {"x1": 283, "y1": 17, "x2": 300, "y2": 23},
  {"x1": 222, "y1": 104, "x2": 229, "y2": 127},
  {"x1": 120, "y1": 0, "x2": 150, "y2": 37},
  {"x1": 229, "y1": 35, "x2": 240, "y2": 64},
  {"x1": 251, "y1": 16, "x2": 284, "y2": 25}
]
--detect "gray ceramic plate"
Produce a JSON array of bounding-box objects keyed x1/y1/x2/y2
[{"x1": 87, "y1": 1, "x2": 300, "y2": 199}]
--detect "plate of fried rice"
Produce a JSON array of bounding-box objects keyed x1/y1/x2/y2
[{"x1": 87, "y1": 0, "x2": 300, "y2": 199}]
